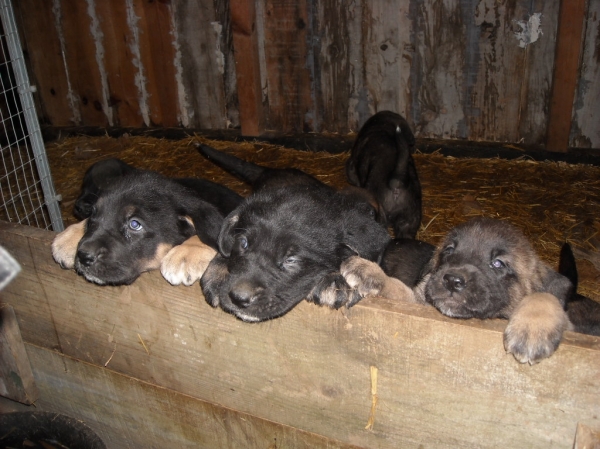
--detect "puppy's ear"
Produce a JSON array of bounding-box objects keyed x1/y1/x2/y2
[
  {"x1": 540, "y1": 268, "x2": 574, "y2": 309},
  {"x1": 218, "y1": 212, "x2": 240, "y2": 257}
]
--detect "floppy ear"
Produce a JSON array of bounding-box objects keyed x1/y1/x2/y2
[
  {"x1": 218, "y1": 212, "x2": 240, "y2": 257},
  {"x1": 540, "y1": 268, "x2": 574, "y2": 309}
]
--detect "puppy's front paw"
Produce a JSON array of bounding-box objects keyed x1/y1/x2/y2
[
  {"x1": 200, "y1": 254, "x2": 230, "y2": 307},
  {"x1": 340, "y1": 256, "x2": 415, "y2": 302},
  {"x1": 51, "y1": 220, "x2": 87, "y2": 269},
  {"x1": 308, "y1": 272, "x2": 361, "y2": 309},
  {"x1": 503, "y1": 293, "x2": 569, "y2": 364},
  {"x1": 161, "y1": 236, "x2": 217, "y2": 286}
]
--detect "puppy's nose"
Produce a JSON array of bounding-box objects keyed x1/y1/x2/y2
[
  {"x1": 443, "y1": 273, "x2": 466, "y2": 292},
  {"x1": 229, "y1": 281, "x2": 263, "y2": 308},
  {"x1": 76, "y1": 245, "x2": 106, "y2": 267}
]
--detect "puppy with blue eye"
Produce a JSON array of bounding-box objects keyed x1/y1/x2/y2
[
  {"x1": 52, "y1": 170, "x2": 243, "y2": 286},
  {"x1": 340, "y1": 217, "x2": 574, "y2": 364}
]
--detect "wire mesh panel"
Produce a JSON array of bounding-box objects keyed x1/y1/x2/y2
[{"x1": 0, "y1": 0, "x2": 63, "y2": 232}]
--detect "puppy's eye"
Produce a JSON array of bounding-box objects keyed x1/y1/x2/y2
[
  {"x1": 281, "y1": 256, "x2": 300, "y2": 271},
  {"x1": 129, "y1": 219, "x2": 143, "y2": 231},
  {"x1": 490, "y1": 259, "x2": 505, "y2": 269},
  {"x1": 442, "y1": 245, "x2": 455, "y2": 255},
  {"x1": 237, "y1": 236, "x2": 248, "y2": 250}
]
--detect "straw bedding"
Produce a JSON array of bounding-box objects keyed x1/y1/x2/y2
[{"x1": 45, "y1": 135, "x2": 600, "y2": 301}]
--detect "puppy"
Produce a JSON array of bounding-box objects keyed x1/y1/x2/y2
[
  {"x1": 558, "y1": 243, "x2": 600, "y2": 336},
  {"x1": 73, "y1": 158, "x2": 136, "y2": 220},
  {"x1": 200, "y1": 183, "x2": 391, "y2": 322},
  {"x1": 52, "y1": 170, "x2": 242, "y2": 286},
  {"x1": 346, "y1": 111, "x2": 422, "y2": 239},
  {"x1": 341, "y1": 217, "x2": 573, "y2": 364}
]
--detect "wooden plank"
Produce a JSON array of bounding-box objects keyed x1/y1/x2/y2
[
  {"x1": 230, "y1": 0, "x2": 265, "y2": 136},
  {"x1": 2, "y1": 220, "x2": 600, "y2": 448},
  {"x1": 23, "y1": 345, "x2": 363, "y2": 449},
  {"x1": 173, "y1": 0, "x2": 228, "y2": 129},
  {"x1": 262, "y1": 0, "x2": 314, "y2": 133},
  {"x1": 57, "y1": 0, "x2": 108, "y2": 126},
  {"x1": 93, "y1": 1, "x2": 144, "y2": 127},
  {"x1": 12, "y1": 0, "x2": 73, "y2": 126},
  {"x1": 546, "y1": 0, "x2": 587, "y2": 152},
  {"x1": 132, "y1": 1, "x2": 179, "y2": 127},
  {"x1": 570, "y1": 0, "x2": 600, "y2": 149},
  {"x1": 0, "y1": 305, "x2": 38, "y2": 404}
]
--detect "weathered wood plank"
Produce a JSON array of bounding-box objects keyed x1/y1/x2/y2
[
  {"x1": 546, "y1": 0, "x2": 587, "y2": 152},
  {"x1": 12, "y1": 0, "x2": 73, "y2": 126},
  {"x1": 57, "y1": 0, "x2": 108, "y2": 126},
  {"x1": 132, "y1": 0, "x2": 179, "y2": 127},
  {"x1": 263, "y1": 0, "x2": 314, "y2": 133},
  {"x1": 173, "y1": 1, "x2": 228, "y2": 129},
  {"x1": 0, "y1": 305, "x2": 38, "y2": 404},
  {"x1": 24, "y1": 345, "x2": 363, "y2": 449},
  {"x1": 2, "y1": 220, "x2": 600, "y2": 448},
  {"x1": 570, "y1": 0, "x2": 600, "y2": 149},
  {"x1": 574, "y1": 423, "x2": 600, "y2": 449},
  {"x1": 230, "y1": 0, "x2": 265, "y2": 136},
  {"x1": 93, "y1": 1, "x2": 144, "y2": 128}
]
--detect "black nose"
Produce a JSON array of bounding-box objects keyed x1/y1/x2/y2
[
  {"x1": 229, "y1": 282, "x2": 263, "y2": 308},
  {"x1": 443, "y1": 273, "x2": 466, "y2": 292},
  {"x1": 76, "y1": 245, "x2": 106, "y2": 267}
]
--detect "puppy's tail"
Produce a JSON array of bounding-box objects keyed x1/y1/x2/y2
[
  {"x1": 558, "y1": 242, "x2": 579, "y2": 294},
  {"x1": 196, "y1": 143, "x2": 266, "y2": 185},
  {"x1": 388, "y1": 121, "x2": 415, "y2": 190}
]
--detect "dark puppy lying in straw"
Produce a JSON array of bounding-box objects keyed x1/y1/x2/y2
[
  {"x1": 558, "y1": 243, "x2": 600, "y2": 336},
  {"x1": 346, "y1": 111, "x2": 422, "y2": 238},
  {"x1": 340, "y1": 217, "x2": 585, "y2": 364},
  {"x1": 196, "y1": 144, "x2": 391, "y2": 322},
  {"x1": 52, "y1": 159, "x2": 243, "y2": 286}
]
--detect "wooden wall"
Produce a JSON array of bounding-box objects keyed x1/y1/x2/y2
[{"x1": 12, "y1": 0, "x2": 600, "y2": 149}]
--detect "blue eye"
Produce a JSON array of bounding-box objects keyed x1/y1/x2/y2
[
  {"x1": 238, "y1": 236, "x2": 248, "y2": 250},
  {"x1": 129, "y1": 219, "x2": 143, "y2": 231},
  {"x1": 491, "y1": 259, "x2": 505, "y2": 269}
]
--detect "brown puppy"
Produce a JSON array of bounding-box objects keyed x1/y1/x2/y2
[{"x1": 341, "y1": 217, "x2": 573, "y2": 364}]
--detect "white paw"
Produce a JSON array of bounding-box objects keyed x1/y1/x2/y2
[
  {"x1": 160, "y1": 236, "x2": 217, "y2": 286},
  {"x1": 51, "y1": 220, "x2": 87, "y2": 269}
]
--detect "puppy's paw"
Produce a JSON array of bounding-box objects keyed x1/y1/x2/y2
[
  {"x1": 340, "y1": 256, "x2": 415, "y2": 302},
  {"x1": 307, "y1": 271, "x2": 361, "y2": 309},
  {"x1": 160, "y1": 236, "x2": 217, "y2": 286},
  {"x1": 504, "y1": 292, "x2": 569, "y2": 364},
  {"x1": 51, "y1": 220, "x2": 87, "y2": 269},
  {"x1": 200, "y1": 254, "x2": 230, "y2": 307}
]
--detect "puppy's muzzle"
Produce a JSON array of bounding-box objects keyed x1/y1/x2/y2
[
  {"x1": 443, "y1": 273, "x2": 466, "y2": 292},
  {"x1": 229, "y1": 281, "x2": 264, "y2": 308},
  {"x1": 76, "y1": 244, "x2": 107, "y2": 267}
]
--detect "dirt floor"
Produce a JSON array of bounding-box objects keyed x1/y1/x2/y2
[{"x1": 44, "y1": 134, "x2": 600, "y2": 301}]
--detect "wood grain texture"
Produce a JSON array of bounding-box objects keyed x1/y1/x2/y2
[
  {"x1": 546, "y1": 0, "x2": 587, "y2": 152},
  {"x1": 173, "y1": 0, "x2": 228, "y2": 129},
  {"x1": 230, "y1": 0, "x2": 265, "y2": 135},
  {"x1": 93, "y1": 1, "x2": 144, "y2": 127},
  {"x1": 570, "y1": 0, "x2": 600, "y2": 149},
  {"x1": 0, "y1": 305, "x2": 39, "y2": 404},
  {"x1": 12, "y1": 0, "x2": 73, "y2": 126},
  {"x1": 1, "y1": 220, "x2": 600, "y2": 448},
  {"x1": 23, "y1": 345, "x2": 363, "y2": 449},
  {"x1": 263, "y1": 0, "x2": 314, "y2": 133}
]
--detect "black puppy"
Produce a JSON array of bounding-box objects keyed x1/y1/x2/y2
[
  {"x1": 558, "y1": 243, "x2": 600, "y2": 336},
  {"x1": 381, "y1": 238, "x2": 435, "y2": 288},
  {"x1": 52, "y1": 170, "x2": 243, "y2": 286},
  {"x1": 74, "y1": 158, "x2": 136, "y2": 220},
  {"x1": 201, "y1": 183, "x2": 391, "y2": 322},
  {"x1": 346, "y1": 111, "x2": 422, "y2": 239}
]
